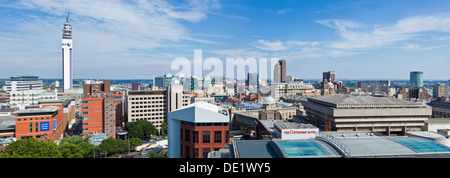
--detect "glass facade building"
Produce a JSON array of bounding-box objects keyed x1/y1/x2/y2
[{"x1": 410, "y1": 71, "x2": 424, "y2": 88}]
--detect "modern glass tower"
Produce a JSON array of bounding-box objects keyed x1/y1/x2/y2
[
  {"x1": 62, "y1": 13, "x2": 73, "y2": 91},
  {"x1": 410, "y1": 71, "x2": 423, "y2": 88}
]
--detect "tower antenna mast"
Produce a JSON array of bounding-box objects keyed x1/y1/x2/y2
[{"x1": 66, "y1": 12, "x2": 70, "y2": 22}]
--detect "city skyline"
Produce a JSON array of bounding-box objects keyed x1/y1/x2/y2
[{"x1": 1, "y1": 0, "x2": 450, "y2": 80}]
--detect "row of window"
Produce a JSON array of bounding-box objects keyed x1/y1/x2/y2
[
  {"x1": 180, "y1": 121, "x2": 229, "y2": 127},
  {"x1": 130, "y1": 97, "x2": 164, "y2": 100},
  {"x1": 130, "y1": 101, "x2": 165, "y2": 105},
  {"x1": 181, "y1": 129, "x2": 229, "y2": 144},
  {"x1": 183, "y1": 147, "x2": 218, "y2": 158},
  {"x1": 131, "y1": 105, "x2": 165, "y2": 109},
  {"x1": 131, "y1": 109, "x2": 165, "y2": 113},
  {"x1": 130, "y1": 117, "x2": 165, "y2": 122},
  {"x1": 17, "y1": 117, "x2": 50, "y2": 121}
]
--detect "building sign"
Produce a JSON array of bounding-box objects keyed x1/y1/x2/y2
[
  {"x1": 40, "y1": 122, "x2": 49, "y2": 131},
  {"x1": 273, "y1": 122, "x2": 319, "y2": 140},
  {"x1": 90, "y1": 135, "x2": 106, "y2": 146},
  {"x1": 53, "y1": 119, "x2": 57, "y2": 130},
  {"x1": 283, "y1": 130, "x2": 317, "y2": 134}
]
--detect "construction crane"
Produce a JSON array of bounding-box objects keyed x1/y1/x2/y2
[{"x1": 325, "y1": 113, "x2": 332, "y2": 132}]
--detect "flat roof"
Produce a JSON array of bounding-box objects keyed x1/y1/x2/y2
[
  {"x1": 13, "y1": 106, "x2": 60, "y2": 116},
  {"x1": 307, "y1": 95, "x2": 422, "y2": 108},
  {"x1": 128, "y1": 90, "x2": 166, "y2": 95},
  {"x1": 274, "y1": 120, "x2": 317, "y2": 130},
  {"x1": 233, "y1": 131, "x2": 450, "y2": 158}
]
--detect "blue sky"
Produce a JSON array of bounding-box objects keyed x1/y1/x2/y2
[{"x1": 1, "y1": 0, "x2": 450, "y2": 80}]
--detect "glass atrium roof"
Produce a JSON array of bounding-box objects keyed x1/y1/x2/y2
[
  {"x1": 278, "y1": 141, "x2": 328, "y2": 157},
  {"x1": 389, "y1": 137, "x2": 450, "y2": 153}
]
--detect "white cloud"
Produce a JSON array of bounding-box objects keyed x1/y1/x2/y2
[
  {"x1": 316, "y1": 15, "x2": 450, "y2": 50},
  {"x1": 251, "y1": 40, "x2": 287, "y2": 51},
  {"x1": 401, "y1": 43, "x2": 443, "y2": 51},
  {"x1": 276, "y1": 9, "x2": 292, "y2": 15},
  {"x1": 0, "y1": 0, "x2": 220, "y2": 78},
  {"x1": 5, "y1": 0, "x2": 220, "y2": 52},
  {"x1": 211, "y1": 49, "x2": 269, "y2": 58},
  {"x1": 251, "y1": 39, "x2": 319, "y2": 51}
]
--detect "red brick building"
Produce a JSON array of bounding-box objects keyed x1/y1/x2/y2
[
  {"x1": 168, "y1": 102, "x2": 230, "y2": 158},
  {"x1": 14, "y1": 106, "x2": 64, "y2": 141},
  {"x1": 81, "y1": 79, "x2": 123, "y2": 138},
  {"x1": 180, "y1": 122, "x2": 229, "y2": 158}
]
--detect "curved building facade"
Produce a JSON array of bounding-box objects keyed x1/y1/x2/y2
[{"x1": 410, "y1": 71, "x2": 424, "y2": 88}]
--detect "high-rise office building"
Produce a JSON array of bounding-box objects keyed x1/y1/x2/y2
[
  {"x1": 247, "y1": 72, "x2": 259, "y2": 93},
  {"x1": 323, "y1": 71, "x2": 336, "y2": 83},
  {"x1": 4, "y1": 75, "x2": 43, "y2": 93},
  {"x1": 433, "y1": 83, "x2": 449, "y2": 100},
  {"x1": 279, "y1": 59, "x2": 286, "y2": 82},
  {"x1": 246, "y1": 73, "x2": 259, "y2": 87},
  {"x1": 81, "y1": 80, "x2": 123, "y2": 138},
  {"x1": 131, "y1": 82, "x2": 141, "y2": 90},
  {"x1": 410, "y1": 71, "x2": 424, "y2": 88},
  {"x1": 62, "y1": 14, "x2": 73, "y2": 91},
  {"x1": 126, "y1": 85, "x2": 190, "y2": 133},
  {"x1": 273, "y1": 59, "x2": 286, "y2": 83},
  {"x1": 273, "y1": 62, "x2": 281, "y2": 83}
]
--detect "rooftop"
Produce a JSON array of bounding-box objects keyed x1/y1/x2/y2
[
  {"x1": 273, "y1": 120, "x2": 317, "y2": 130},
  {"x1": 169, "y1": 102, "x2": 229, "y2": 123},
  {"x1": 307, "y1": 95, "x2": 423, "y2": 108},
  {"x1": 231, "y1": 131, "x2": 450, "y2": 158},
  {"x1": 13, "y1": 106, "x2": 60, "y2": 116}
]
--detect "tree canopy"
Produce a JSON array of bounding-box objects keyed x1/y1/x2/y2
[
  {"x1": 0, "y1": 138, "x2": 62, "y2": 158},
  {"x1": 125, "y1": 120, "x2": 157, "y2": 139}
]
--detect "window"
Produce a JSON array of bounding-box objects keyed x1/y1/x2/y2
[
  {"x1": 202, "y1": 131, "x2": 210, "y2": 143},
  {"x1": 185, "y1": 146, "x2": 190, "y2": 158},
  {"x1": 185, "y1": 129, "x2": 190, "y2": 142},
  {"x1": 226, "y1": 131, "x2": 229, "y2": 143},
  {"x1": 194, "y1": 148, "x2": 199, "y2": 158},
  {"x1": 214, "y1": 131, "x2": 222, "y2": 143},
  {"x1": 202, "y1": 148, "x2": 210, "y2": 158},
  {"x1": 193, "y1": 131, "x2": 199, "y2": 143},
  {"x1": 180, "y1": 128, "x2": 183, "y2": 141}
]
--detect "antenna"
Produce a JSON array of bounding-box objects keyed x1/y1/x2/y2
[{"x1": 66, "y1": 12, "x2": 70, "y2": 23}]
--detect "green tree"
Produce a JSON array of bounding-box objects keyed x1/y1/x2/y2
[
  {"x1": 160, "y1": 122, "x2": 168, "y2": 136},
  {"x1": 125, "y1": 122, "x2": 144, "y2": 139},
  {"x1": 58, "y1": 134, "x2": 94, "y2": 158},
  {"x1": 59, "y1": 143, "x2": 84, "y2": 158},
  {"x1": 139, "y1": 120, "x2": 156, "y2": 138},
  {"x1": 148, "y1": 152, "x2": 167, "y2": 158},
  {"x1": 96, "y1": 137, "x2": 127, "y2": 156},
  {"x1": 0, "y1": 138, "x2": 62, "y2": 158},
  {"x1": 125, "y1": 120, "x2": 157, "y2": 139},
  {"x1": 129, "y1": 137, "x2": 142, "y2": 148}
]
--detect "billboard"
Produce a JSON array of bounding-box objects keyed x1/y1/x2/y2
[{"x1": 40, "y1": 122, "x2": 50, "y2": 131}]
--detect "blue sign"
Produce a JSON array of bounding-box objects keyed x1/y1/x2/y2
[
  {"x1": 53, "y1": 119, "x2": 57, "y2": 130},
  {"x1": 90, "y1": 136, "x2": 106, "y2": 146},
  {"x1": 40, "y1": 122, "x2": 49, "y2": 131}
]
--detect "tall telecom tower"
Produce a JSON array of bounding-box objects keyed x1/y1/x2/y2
[{"x1": 62, "y1": 12, "x2": 73, "y2": 91}]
